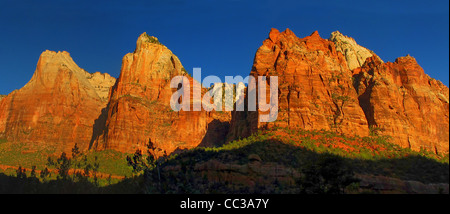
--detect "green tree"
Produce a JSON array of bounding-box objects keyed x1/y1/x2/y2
[
  {"x1": 40, "y1": 167, "x2": 51, "y2": 182},
  {"x1": 92, "y1": 156, "x2": 100, "y2": 187},
  {"x1": 30, "y1": 166, "x2": 37, "y2": 178},
  {"x1": 52, "y1": 152, "x2": 71, "y2": 180},
  {"x1": 126, "y1": 139, "x2": 168, "y2": 192},
  {"x1": 71, "y1": 143, "x2": 81, "y2": 159},
  {"x1": 16, "y1": 166, "x2": 27, "y2": 179}
]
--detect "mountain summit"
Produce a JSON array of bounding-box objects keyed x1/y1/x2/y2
[
  {"x1": 329, "y1": 31, "x2": 383, "y2": 70},
  {"x1": 229, "y1": 28, "x2": 449, "y2": 154},
  {"x1": 0, "y1": 29, "x2": 447, "y2": 155},
  {"x1": 90, "y1": 33, "x2": 229, "y2": 154},
  {"x1": 0, "y1": 50, "x2": 115, "y2": 152}
]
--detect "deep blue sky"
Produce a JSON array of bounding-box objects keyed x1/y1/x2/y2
[{"x1": 0, "y1": 0, "x2": 448, "y2": 95}]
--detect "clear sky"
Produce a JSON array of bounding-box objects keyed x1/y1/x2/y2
[{"x1": 0, "y1": 0, "x2": 448, "y2": 95}]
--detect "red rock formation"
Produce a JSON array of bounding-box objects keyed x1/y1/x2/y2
[
  {"x1": 229, "y1": 28, "x2": 449, "y2": 154},
  {"x1": 91, "y1": 33, "x2": 230, "y2": 154},
  {"x1": 0, "y1": 51, "x2": 115, "y2": 152},
  {"x1": 191, "y1": 154, "x2": 301, "y2": 189},
  {"x1": 0, "y1": 29, "x2": 446, "y2": 156},
  {"x1": 354, "y1": 55, "x2": 449, "y2": 154},
  {"x1": 229, "y1": 28, "x2": 370, "y2": 141}
]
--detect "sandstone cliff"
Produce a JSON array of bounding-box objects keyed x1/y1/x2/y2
[
  {"x1": 91, "y1": 33, "x2": 230, "y2": 154},
  {"x1": 0, "y1": 29, "x2": 447, "y2": 155},
  {"x1": 229, "y1": 28, "x2": 449, "y2": 154},
  {"x1": 0, "y1": 51, "x2": 115, "y2": 152},
  {"x1": 229, "y1": 29, "x2": 370, "y2": 141},
  {"x1": 353, "y1": 55, "x2": 449, "y2": 153}
]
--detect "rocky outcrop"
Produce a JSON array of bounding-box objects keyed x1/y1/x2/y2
[
  {"x1": 229, "y1": 28, "x2": 449, "y2": 154},
  {"x1": 164, "y1": 155, "x2": 448, "y2": 194},
  {"x1": 162, "y1": 154, "x2": 301, "y2": 193},
  {"x1": 85, "y1": 72, "x2": 116, "y2": 101},
  {"x1": 229, "y1": 28, "x2": 370, "y2": 141},
  {"x1": 329, "y1": 31, "x2": 383, "y2": 70},
  {"x1": 356, "y1": 174, "x2": 449, "y2": 194},
  {"x1": 0, "y1": 51, "x2": 115, "y2": 152},
  {"x1": 0, "y1": 29, "x2": 447, "y2": 156},
  {"x1": 91, "y1": 33, "x2": 230, "y2": 154},
  {"x1": 192, "y1": 155, "x2": 301, "y2": 188},
  {"x1": 353, "y1": 55, "x2": 449, "y2": 153}
]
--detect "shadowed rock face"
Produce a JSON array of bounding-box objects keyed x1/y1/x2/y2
[
  {"x1": 356, "y1": 174, "x2": 449, "y2": 194},
  {"x1": 353, "y1": 55, "x2": 449, "y2": 154},
  {"x1": 0, "y1": 51, "x2": 115, "y2": 152},
  {"x1": 91, "y1": 33, "x2": 230, "y2": 154},
  {"x1": 229, "y1": 28, "x2": 449, "y2": 154}
]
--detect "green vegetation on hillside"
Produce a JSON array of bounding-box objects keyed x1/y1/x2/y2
[
  {"x1": 0, "y1": 127, "x2": 448, "y2": 194},
  {"x1": 119, "y1": 127, "x2": 448, "y2": 193},
  {"x1": 0, "y1": 140, "x2": 132, "y2": 184}
]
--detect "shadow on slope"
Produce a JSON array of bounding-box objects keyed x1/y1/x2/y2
[
  {"x1": 118, "y1": 137, "x2": 448, "y2": 194},
  {"x1": 0, "y1": 135, "x2": 448, "y2": 194}
]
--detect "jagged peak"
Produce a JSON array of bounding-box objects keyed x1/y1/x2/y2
[
  {"x1": 309, "y1": 30, "x2": 321, "y2": 38},
  {"x1": 116, "y1": 32, "x2": 186, "y2": 87},
  {"x1": 330, "y1": 31, "x2": 355, "y2": 44},
  {"x1": 269, "y1": 28, "x2": 280, "y2": 42},
  {"x1": 138, "y1": 32, "x2": 161, "y2": 44},
  {"x1": 331, "y1": 30, "x2": 342, "y2": 36},
  {"x1": 36, "y1": 50, "x2": 83, "y2": 74},
  {"x1": 26, "y1": 50, "x2": 103, "y2": 97},
  {"x1": 301, "y1": 30, "x2": 326, "y2": 42},
  {"x1": 136, "y1": 32, "x2": 164, "y2": 52},
  {"x1": 267, "y1": 28, "x2": 304, "y2": 43},
  {"x1": 40, "y1": 50, "x2": 70, "y2": 57},
  {"x1": 267, "y1": 28, "x2": 324, "y2": 44},
  {"x1": 329, "y1": 31, "x2": 383, "y2": 70},
  {"x1": 404, "y1": 54, "x2": 414, "y2": 59},
  {"x1": 36, "y1": 51, "x2": 113, "y2": 85},
  {"x1": 330, "y1": 30, "x2": 348, "y2": 39},
  {"x1": 38, "y1": 50, "x2": 76, "y2": 67},
  {"x1": 282, "y1": 28, "x2": 296, "y2": 37},
  {"x1": 394, "y1": 54, "x2": 419, "y2": 65}
]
